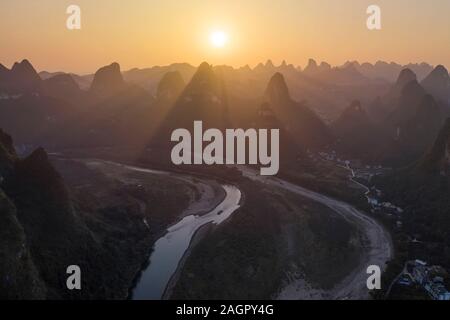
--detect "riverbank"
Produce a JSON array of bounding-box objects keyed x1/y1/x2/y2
[
  {"x1": 237, "y1": 166, "x2": 393, "y2": 300},
  {"x1": 162, "y1": 222, "x2": 213, "y2": 300},
  {"x1": 132, "y1": 185, "x2": 241, "y2": 300},
  {"x1": 55, "y1": 152, "x2": 393, "y2": 300}
]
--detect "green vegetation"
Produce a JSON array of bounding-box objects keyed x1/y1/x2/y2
[{"x1": 170, "y1": 179, "x2": 362, "y2": 299}]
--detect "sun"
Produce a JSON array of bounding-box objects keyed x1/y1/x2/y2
[{"x1": 210, "y1": 31, "x2": 228, "y2": 48}]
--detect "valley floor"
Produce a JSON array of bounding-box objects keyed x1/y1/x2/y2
[{"x1": 50, "y1": 147, "x2": 393, "y2": 300}]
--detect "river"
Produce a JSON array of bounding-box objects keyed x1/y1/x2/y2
[
  {"x1": 90, "y1": 160, "x2": 391, "y2": 300},
  {"x1": 130, "y1": 182, "x2": 241, "y2": 300}
]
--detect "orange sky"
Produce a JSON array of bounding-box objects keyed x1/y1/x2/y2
[{"x1": 1, "y1": 0, "x2": 450, "y2": 74}]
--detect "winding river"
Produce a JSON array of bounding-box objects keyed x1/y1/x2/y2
[
  {"x1": 129, "y1": 181, "x2": 241, "y2": 299},
  {"x1": 82, "y1": 160, "x2": 242, "y2": 300},
  {"x1": 87, "y1": 160, "x2": 391, "y2": 300}
]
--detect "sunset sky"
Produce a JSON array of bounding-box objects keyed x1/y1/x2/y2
[{"x1": 1, "y1": 0, "x2": 450, "y2": 74}]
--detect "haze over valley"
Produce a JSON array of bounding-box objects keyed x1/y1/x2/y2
[{"x1": 1, "y1": 56, "x2": 449, "y2": 300}]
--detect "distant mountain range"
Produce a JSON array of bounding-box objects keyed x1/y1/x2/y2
[
  {"x1": 27, "y1": 60, "x2": 433, "y2": 100},
  {"x1": 1, "y1": 58, "x2": 449, "y2": 168},
  {"x1": 2, "y1": 58, "x2": 450, "y2": 297}
]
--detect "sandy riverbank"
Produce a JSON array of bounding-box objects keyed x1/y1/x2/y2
[{"x1": 238, "y1": 166, "x2": 393, "y2": 300}]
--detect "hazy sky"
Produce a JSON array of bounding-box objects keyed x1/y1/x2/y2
[{"x1": 1, "y1": 0, "x2": 450, "y2": 73}]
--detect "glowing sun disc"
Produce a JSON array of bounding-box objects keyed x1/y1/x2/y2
[{"x1": 210, "y1": 31, "x2": 228, "y2": 47}]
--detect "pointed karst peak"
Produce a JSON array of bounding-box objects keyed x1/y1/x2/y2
[
  {"x1": 19, "y1": 147, "x2": 65, "y2": 186},
  {"x1": 95, "y1": 62, "x2": 121, "y2": 76},
  {"x1": 157, "y1": 71, "x2": 185, "y2": 100},
  {"x1": 344, "y1": 61, "x2": 361, "y2": 68},
  {"x1": 432, "y1": 64, "x2": 449, "y2": 75},
  {"x1": 265, "y1": 72, "x2": 290, "y2": 103},
  {"x1": 307, "y1": 59, "x2": 318, "y2": 67},
  {"x1": 183, "y1": 62, "x2": 223, "y2": 95},
  {"x1": 198, "y1": 61, "x2": 212, "y2": 72},
  {"x1": 320, "y1": 61, "x2": 331, "y2": 70},
  {"x1": 303, "y1": 59, "x2": 319, "y2": 74},
  {"x1": 12, "y1": 147, "x2": 71, "y2": 204},
  {"x1": 90, "y1": 62, "x2": 125, "y2": 94},
  {"x1": 421, "y1": 65, "x2": 450, "y2": 101},
  {"x1": 343, "y1": 62, "x2": 359, "y2": 72},
  {"x1": 20, "y1": 59, "x2": 33, "y2": 67},
  {"x1": 12, "y1": 59, "x2": 33, "y2": 69},
  {"x1": 240, "y1": 64, "x2": 251, "y2": 71},
  {"x1": 10, "y1": 59, "x2": 40, "y2": 81},
  {"x1": 265, "y1": 59, "x2": 274, "y2": 68},
  {"x1": 11, "y1": 59, "x2": 37, "y2": 74},
  {"x1": 192, "y1": 62, "x2": 216, "y2": 81},
  {"x1": 396, "y1": 68, "x2": 417, "y2": 87},
  {"x1": 280, "y1": 60, "x2": 287, "y2": 67},
  {"x1": 422, "y1": 65, "x2": 450, "y2": 83},
  {"x1": 255, "y1": 62, "x2": 264, "y2": 69}
]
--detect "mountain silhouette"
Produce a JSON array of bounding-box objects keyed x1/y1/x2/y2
[
  {"x1": 43, "y1": 73, "x2": 85, "y2": 103},
  {"x1": 161, "y1": 62, "x2": 229, "y2": 131},
  {"x1": 303, "y1": 59, "x2": 319, "y2": 75},
  {"x1": 332, "y1": 100, "x2": 372, "y2": 134},
  {"x1": 388, "y1": 79, "x2": 427, "y2": 127},
  {"x1": 265, "y1": 72, "x2": 291, "y2": 103},
  {"x1": 418, "y1": 118, "x2": 450, "y2": 174},
  {"x1": 421, "y1": 65, "x2": 450, "y2": 103},
  {"x1": 384, "y1": 68, "x2": 417, "y2": 104},
  {"x1": 0, "y1": 135, "x2": 81, "y2": 298},
  {"x1": 0, "y1": 59, "x2": 42, "y2": 94},
  {"x1": 265, "y1": 72, "x2": 332, "y2": 148},
  {"x1": 400, "y1": 94, "x2": 443, "y2": 148},
  {"x1": 0, "y1": 142, "x2": 46, "y2": 299},
  {"x1": 150, "y1": 62, "x2": 231, "y2": 153},
  {"x1": 10, "y1": 60, "x2": 41, "y2": 86},
  {"x1": 331, "y1": 100, "x2": 392, "y2": 160},
  {"x1": 156, "y1": 71, "x2": 185, "y2": 101},
  {"x1": 90, "y1": 62, "x2": 126, "y2": 97},
  {"x1": 355, "y1": 61, "x2": 432, "y2": 82}
]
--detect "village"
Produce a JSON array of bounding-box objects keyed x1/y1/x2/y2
[
  {"x1": 390, "y1": 260, "x2": 450, "y2": 300},
  {"x1": 312, "y1": 150, "x2": 450, "y2": 300}
]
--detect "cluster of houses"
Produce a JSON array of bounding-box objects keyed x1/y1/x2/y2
[
  {"x1": 314, "y1": 151, "x2": 404, "y2": 224},
  {"x1": 400, "y1": 260, "x2": 450, "y2": 300},
  {"x1": 312, "y1": 151, "x2": 450, "y2": 300}
]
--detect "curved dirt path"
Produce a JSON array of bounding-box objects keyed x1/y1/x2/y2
[{"x1": 237, "y1": 166, "x2": 393, "y2": 300}]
